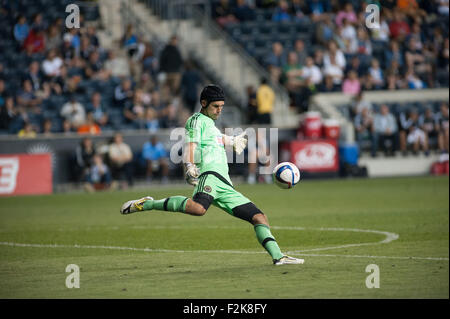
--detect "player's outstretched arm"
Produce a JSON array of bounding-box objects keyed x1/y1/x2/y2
[{"x1": 184, "y1": 142, "x2": 200, "y2": 186}]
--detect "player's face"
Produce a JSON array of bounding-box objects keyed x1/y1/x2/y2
[{"x1": 206, "y1": 101, "x2": 224, "y2": 120}]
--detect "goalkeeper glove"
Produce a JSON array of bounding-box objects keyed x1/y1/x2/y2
[
  {"x1": 184, "y1": 162, "x2": 200, "y2": 186},
  {"x1": 230, "y1": 131, "x2": 247, "y2": 155}
]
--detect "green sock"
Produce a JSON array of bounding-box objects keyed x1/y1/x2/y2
[
  {"x1": 143, "y1": 196, "x2": 188, "y2": 213},
  {"x1": 254, "y1": 224, "x2": 284, "y2": 260}
]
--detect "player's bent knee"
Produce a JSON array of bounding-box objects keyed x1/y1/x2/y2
[
  {"x1": 232, "y1": 202, "x2": 265, "y2": 224},
  {"x1": 252, "y1": 212, "x2": 269, "y2": 226},
  {"x1": 190, "y1": 192, "x2": 213, "y2": 216}
]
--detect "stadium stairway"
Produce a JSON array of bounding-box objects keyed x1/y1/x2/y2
[{"x1": 121, "y1": 0, "x2": 297, "y2": 128}]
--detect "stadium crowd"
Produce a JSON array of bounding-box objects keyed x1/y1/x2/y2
[
  {"x1": 0, "y1": 1, "x2": 203, "y2": 137},
  {"x1": 215, "y1": 0, "x2": 449, "y2": 112}
]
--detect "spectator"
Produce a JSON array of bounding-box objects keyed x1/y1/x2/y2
[
  {"x1": 437, "y1": 0, "x2": 449, "y2": 15},
  {"x1": 385, "y1": 71, "x2": 405, "y2": 90},
  {"x1": 399, "y1": 108, "x2": 429, "y2": 155},
  {"x1": 87, "y1": 25, "x2": 100, "y2": 48},
  {"x1": 30, "y1": 13, "x2": 46, "y2": 31},
  {"x1": 407, "y1": 22, "x2": 425, "y2": 51},
  {"x1": 60, "y1": 95, "x2": 86, "y2": 130},
  {"x1": 0, "y1": 97, "x2": 18, "y2": 132},
  {"x1": 42, "y1": 49, "x2": 63, "y2": 79},
  {"x1": 159, "y1": 35, "x2": 183, "y2": 95},
  {"x1": 141, "y1": 42, "x2": 159, "y2": 82},
  {"x1": 246, "y1": 85, "x2": 258, "y2": 124},
  {"x1": 356, "y1": 27, "x2": 372, "y2": 57},
  {"x1": 114, "y1": 78, "x2": 134, "y2": 107},
  {"x1": 160, "y1": 103, "x2": 180, "y2": 129},
  {"x1": 405, "y1": 68, "x2": 426, "y2": 89},
  {"x1": 272, "y1": 0, "x2": 291, "y2": 22},
  {"x1": 405, "y1": 37, "x2": 432, "y2": 85},
  {"x1": 85, "y1": 50, "x2": 110, "y2": 81},
  {"x1": 323, "y1": 54, "x2": 344, "y2": 89},
  {"x1": 315, "y1": 13, "x2": 334, "y2": 46},
  {"x1": 77, "y1": 112, "x2": 101, "y2": 135},
  {"x1": 307, "y1": 0, "x2": 331, "y2": 21},
  {"x1": 342, "y1": 70, "x2": 361, "y2": 96},
  {"x1": 64, "y1": 28, "x2": 81, "y2": 53},
  {"x1": 345, "y1": 55, "x2": 364, "y2": 77},
  {"x1": 180, "y1": 61, "x2": 202, "y2": 113},
  {"x1": 264, "y1": 42, "x2": 287, "y2": 83},
  {"x1": 256, "y1": 78, "x2": 275, "y2": 124},
  {"x1": 80, "y1": 35, "x2": 95, "y2": 61},
  {"x1": 293, "y1": 39, "x2": 308, "y2": 66},
  {"x1": 233, "y1": 0, "x2": 255, "y2": 22},
  {"x1": 384, "y1": 40, "x2": 405, "y2": 71},
  {"x1": 354, "y1": 108, "x2": 376, "y2": 156},
  {"x1": 370, "y1": 15, "x2": 391, "y2": 42},
  {"x1": 282, "y1": 51, "x2": 304, "y2": 93},
  {"x1": 61, "y1": 34, "x2": 75, "y2": 61},
  {"x1": 352, "y1": 91, "x2": 373, "y2": 118},
  {"x1": 123, "y1": 24, "x2": 138, "y2": 57},
  {"x1": 388, "y1": 9, "x2": 411, "y2": 41},
  {"x1": 13, "y1": 15, "x2": 29, "y2": 44},
  {"x1": 104, "y1": 50, "x2": 124, "y2": 78},
  {"x1": 335, "y1": 2, "x2": 357, "y2": 27},
  {"x1": 0, "y1": 79, "x2": 9, "y2": 108},
  {"x1": 289, "y1": 0, "x2": 307, "y2": 20},
  {"x1": 436, "y1": 102, "x2": 449, "y2": 153},
  {"x1": 302, "y1": 56, "x2": 323, "y2": 86},
  {"x1": 61, "y1": 118, "x2": 73, "y2": 135},
  {"x1": 368, "y1": 59, "x2": 384, "y2": 89},
  {"x1": 76, "y1": 137, "x2": 96, "y2": 182},
  {"x1": 373, "y1": 104, "x2": 398, "y2": 156},
  {"x1": 142, "y1": 136, "x2": 169, "y2": 184},
  {"x1": 23, "y1": 27, "x2": 46, "y2": 54},
  {"x1": 41, "y1": 118, "x2": 53, "y2": 137},
  {"x1": 320, "y1": 75, "x2": 339, "y2": 92},
  {"x1": 247, "y1": 124, "x2": 274, "y2": 184},
  {"x1": 419, "y1": 107, "x2": 440, "y2": 151},
  {"x1": 25, "y1": 61, "x2": 43, "y2": 92},
  {"x1": 108, "y1": 133, "x2": 134, "y2": 188},
  {"x1": 213, "y1": 0, "x2": 238, "y2": 27},
  {"x1": 144, "y1": 107, "x2": 160, "y2": 133},
  {"x1": 17, "y1": 121, "x2": 37, "y2": 138},
  {"x1": 84, "y1": 154, "x2": 117, "y2": 193},
  {"x1": 340, "y1": 18, "x2": 358, "y2": 54},
  {"x1": 45, "y1": 24, "x2": 62, "y2": 52},
  {"x1": 397, "y1": 0, "x2": 427, "y2": 19},
  {"x1": 323, "y1": 41, "x2": 346, "y2": 70},
  {"x1": 87, "y1": 92, "x2": 109, "y2": 127},
  {"x1": 124, "y1": 90, "x2": 146, "y2": 128},
  {"x1": 16, "y1": 79, "x2": 42, "y2": 113}
]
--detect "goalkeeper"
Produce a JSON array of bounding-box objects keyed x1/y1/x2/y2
[{"x1": 120, "y1": 85, "x2": 303, "y2": 265}]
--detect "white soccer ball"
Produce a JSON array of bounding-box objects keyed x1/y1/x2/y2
[{"x1": 272, "y1": 162, "x2": 301, "y2": 189}]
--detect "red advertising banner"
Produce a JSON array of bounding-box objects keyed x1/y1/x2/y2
[
  {"x1": 0, "y1": 153, "x2": 53, "y2": 196},
  {"x1": 287, "y1": 139, "x2": 339, "y2": 173}
]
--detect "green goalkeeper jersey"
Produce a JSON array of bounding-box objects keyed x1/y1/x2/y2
[{"x1": 185, "y1": 112, "x2": 231, "y2": 185}]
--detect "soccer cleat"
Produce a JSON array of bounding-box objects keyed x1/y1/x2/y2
[
  {"x1": 273, "y1": 255, "x2": 304, "y2": 265},
  {"x1": 120, "y1": 196, "x2": 153, "y2": 215}
]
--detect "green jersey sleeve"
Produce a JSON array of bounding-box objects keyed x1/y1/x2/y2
[{"x1": 185, "y1": 113, "x2": 202, "y2": 144}]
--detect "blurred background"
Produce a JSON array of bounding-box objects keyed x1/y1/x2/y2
[{"x1": 0, "y1": 0, "x2": 448, "y2": 196}]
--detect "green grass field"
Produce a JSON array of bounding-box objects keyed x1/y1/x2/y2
[{"x1": 0, "y1": 176, "x2": 448, "y2": 299}]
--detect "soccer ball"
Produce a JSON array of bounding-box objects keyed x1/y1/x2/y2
[{"x1": 272, "y1": 162, "x2": 301, "y2": 189}]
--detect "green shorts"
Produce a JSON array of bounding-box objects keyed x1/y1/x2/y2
[{"x1": 192, "y1": 172, "x2": 252, "y2": 217}]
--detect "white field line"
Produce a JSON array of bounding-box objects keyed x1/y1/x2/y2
[
  {"x1": 0, "y1": 226, "x2": 447, "y2": 261},
  {"x1": 0, "y1": 241, "x2": 447, "y2": 261}
]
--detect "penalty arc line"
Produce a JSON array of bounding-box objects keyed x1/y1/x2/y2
[{"x1": 0, "y1": 225, "x2": 447, "y2": 261}]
